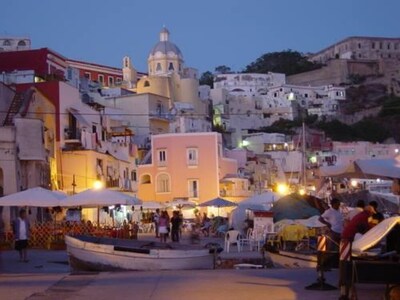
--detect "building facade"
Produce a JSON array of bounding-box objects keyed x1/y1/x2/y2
[{"x1": 137, "y1": 132, "x2": 243, "y2": 204}]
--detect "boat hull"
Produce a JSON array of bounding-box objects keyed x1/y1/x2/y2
[
  {"x1": 65, "y1": 235, "x2": 215, "y2": 271},
  {"x1": 267, "y1": 250, "x2": 318, "y2": 268}
]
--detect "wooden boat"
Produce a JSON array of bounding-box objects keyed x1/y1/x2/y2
[
  {"x1": 267, "y1": 249, "x2": 318, "y2": 268},
  {"x1": 65, "y1": 235, "x2": 220, "y2": 271}
]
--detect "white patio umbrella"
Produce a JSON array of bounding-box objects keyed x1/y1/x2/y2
[
  {"x1": 0, "y1": 187, "x2": 66, "y2": 207},
  {"x1": 62, "y1": 189, "x2": 142, "y2": 207},
  {"x1": 167, "y1": 199, "x2": 197, "y2": 210},
  {"x1": 198, "y1": 197, "x2": 237, "y2": 216},
  {"x1": 62, "y1": 189, "x2": 142, "y2": 227},
  {"x1": 134, "y1": 201, "x2": 165, "y2": 210}
]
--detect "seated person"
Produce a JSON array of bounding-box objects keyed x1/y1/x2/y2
[{"x1": 201, "y1": 218, "x2": 212, "y2": 236}]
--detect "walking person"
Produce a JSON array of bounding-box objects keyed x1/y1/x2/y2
[
  {"x1": 12, "y1": 209, "x2": 30, "y2": 262},
  {"x1": 319, "y1": 198, "x2": 343, "y2": 251}
]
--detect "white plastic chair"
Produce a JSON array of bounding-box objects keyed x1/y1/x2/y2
[
  {"x1": 239, "y1": 228, "x2": 253, "y2": 251},
  {"x1": 224, "y1": 230, "x2": 242, "y2": 253},
  {"x1": 250, "y1": 228, "x2": 264, "y2": 251}
]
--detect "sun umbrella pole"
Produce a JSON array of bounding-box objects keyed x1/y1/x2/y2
[{"x1": 97, "y1": 206, "x2": 100, "y2": 228}]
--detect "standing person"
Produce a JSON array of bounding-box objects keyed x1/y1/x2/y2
[
  {"x1": 369, "y1": 201, "x2": 384, "y2": 226},
  {"x1": 342, "y1": 205, "x2": 376, "y2": 241},
  {"x1": 319, "y1": 198, "x2": 344, "y2": 251},
  {"x1": 170, "y1": 211, "x2": 182, "y2": 242},
  {"x1": 158, "y1": 211, "x2": 168, "y2": 243},
  {"x1": 153, "y1": 209, "x2": 160, "y2": 238},
  {"x1": 12, "y1": 209, "x2": 30, "y2": 262}
]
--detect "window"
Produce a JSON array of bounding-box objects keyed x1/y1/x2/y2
[
  {"x1": 140, "y1": 174, "x2": 151, "y2": 184},
  {"x1": 157, "y1": 149, "x2": 167, "y2": 166},
  {"x1": 168, "y1": 62, "x2": 174, "y2": 71},
  {"x1": 131, "y1": 170, "x2": 137, "y2": 181},
  {"x1": 157, "y1": 173, "x2": 170, "y2": 193},
  {"x1": 188, "y1": 179, "x2": 199, "y2": 198},
  {"x1": 3, "y1": 40, "x2": 11, "y2": 46},
  {"x1": 187, "y1": 148, "x2": 198, "y2": 165},
  {"x1": 372, "y1": 42, "x2": 375, "y2": 49},
  {"x1": 379, "y1": 42, "x2": 383, "y2": 49},
  {"x1": 108, "y1": 76, "x2": 114, "y2": 86},
  {"x1": 84, "y1": 72, "x2": 91, "y2": 80},
  {"x1": 156, "y1": 63, "x2": 162, "y2": 72},
  {"x1": 98, "y1": 75, "x2": 104, "y2": 84},
  {"x1": 358, "y1": 43, "x2": 361, "y2": 49},
  {"x1": 388, "y1": 43, "x2": 391, "y2": 50},
  {"x1": 144, "y1": 80, "x2": 150, "y2": 87},
  {"x1": 18, "y1": 40, "x2": 26, "y2": 46}
]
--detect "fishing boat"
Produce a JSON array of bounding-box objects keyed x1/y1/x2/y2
[
  {"x1": 65, "y1": 235, "x2": 220, "y2": 271},
  {"x1": 267, "y1": 249, "x2": 318, "y2": 268}
]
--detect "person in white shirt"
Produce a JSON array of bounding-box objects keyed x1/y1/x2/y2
[
  {"x1": 319, "y1": 198, "x2": 343, "y2": 251},
  {"x1": 12, "y1": 209, "x2": 30, "y2": 262}
]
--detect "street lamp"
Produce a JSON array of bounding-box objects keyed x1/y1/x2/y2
[{"x1": 93, "y1": 180, "x2": 104, "y2": 190}]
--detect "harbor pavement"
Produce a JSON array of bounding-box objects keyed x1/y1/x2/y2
[{"x1": 0, "y1": 236, "x2": 389, "y2": 300}]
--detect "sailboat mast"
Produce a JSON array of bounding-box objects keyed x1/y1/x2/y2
[{"x1": 302, "y1": 122, "x2": 307, "y2": 187}]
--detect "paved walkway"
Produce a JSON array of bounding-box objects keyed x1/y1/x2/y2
[{"x1": 0, "y1": 236, "x2": 389, "y2": 300}]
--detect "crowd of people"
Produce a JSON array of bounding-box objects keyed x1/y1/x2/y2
[{"x1": 319, "y1": 198, "x2": 385, "y2": 251}]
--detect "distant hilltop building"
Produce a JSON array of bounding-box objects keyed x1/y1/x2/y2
[
  {"x1": 289, "y1": 36, "x2": 400, "y2": 96},
  {"x1": 0, "y1": 37, "x2": 31, "y2": 52},
  {"x1": 309, "y1": 36, "x2": 400, "y2": 64}
]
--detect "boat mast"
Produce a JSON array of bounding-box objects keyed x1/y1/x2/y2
[{"x1": 302, "y1": 122, "x2": 307, "y2": 187}]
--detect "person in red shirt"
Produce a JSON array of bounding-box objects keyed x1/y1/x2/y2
[{"x1": 341, "y1": 205, "x2": 376, "y2": 241}]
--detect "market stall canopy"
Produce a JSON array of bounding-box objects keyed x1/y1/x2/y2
[
  {"x1": 294, "y1": 215, "x2": 326, "y2": 228},
  {"x1": 338, "y1": 190, "x2": 399, "y2": 214},
  {"x1": 355, "y1": 158, "x2": 400, "y2": 179},
  {"x1": 238, "y1": 191, "x2": 278, "y2": 211},
  {"x1": 0, "y1": 187, "x2": 66, "y2": 207},
  {"x1": 62, "y1": 189, "x2": 141, "y2": 207},
  {"x1": 198, "y1": 197, "x2": 237, "y2": 208},
  {"x1": 271, "y1": 193, "x2": 321, "y2": 223}
]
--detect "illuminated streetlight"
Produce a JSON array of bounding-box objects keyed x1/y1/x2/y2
[
  {"x1": 242, "y1": 140, "x2": 250, "y2": 147},
  {"x1": 277, "y1": 183, "x2": 289, "y2": 195},
  {"x1": 299, "y1": 188, "x2": 306, "y2": 196},
  {"x1": 350, "y1": 180, "x2": 358, "y2": 188},
  {"x1": 93, "y1": 180, "x2": 104, "y2": 190}
]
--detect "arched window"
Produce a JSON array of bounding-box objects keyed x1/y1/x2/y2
[
  {"x1": 3, "y1": 40, "x2": 11, "y2": 46},
  {"x1": 157, "y1": 173, "x2": 170, "y2": 193},
  {"x1": 168, "y1": 62, "x2": 174, "y2": 71},
  {"x1": 140, "y1": 174, "x2": 151, "y2": 184},
  {"x1": 18, "y1": 40, "x2": 26, "y2": 46},
  {"x1": 156, "y1": 63, "x2": 162, "y2": 72},
  {"x1": 144, "y1": 80, "x2": 150, "y2": 87}
]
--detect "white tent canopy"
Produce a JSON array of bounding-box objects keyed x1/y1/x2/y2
[
  {"x1": 238, "y1": 192, "x2": 278, "y2": 211},
  {"x1": 62, "y1": 189, "x2": 141, "y2": 207},
  {"x1": 0, "y1": 187, "x2": 66, "y2": 207}
]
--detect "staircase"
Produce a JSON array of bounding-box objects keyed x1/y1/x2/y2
[{"x1": 3, "y1": 92, "x2": 24, "y2": 126}]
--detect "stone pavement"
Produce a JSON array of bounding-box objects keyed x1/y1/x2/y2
[{"x1": 0, "y1": 237, "x2": 389, "y2": 300}]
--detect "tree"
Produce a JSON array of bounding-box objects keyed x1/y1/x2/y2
[
  {"x1": 244, "y1": 50, "x2": 322, "y2": 75},
  {"x1": 199, "y1": 71, "x2": 214, "y2": 87},
  {"x1": 214, "y1": 65, "x2": 232, "y2": 74}
]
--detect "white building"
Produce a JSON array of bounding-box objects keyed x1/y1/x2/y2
[
  {"x1": 0, "y1": 37, "x2": 31, "y2": 52},
  {"x1": 267, "y1": 84, "x2": 346, "y2": 118}
]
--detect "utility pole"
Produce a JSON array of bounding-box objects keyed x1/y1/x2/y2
[{"x1": 72, "y1": 174, "x2": 76, "y2": 194}]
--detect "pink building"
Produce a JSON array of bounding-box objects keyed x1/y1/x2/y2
[{"x1": 138, "y1": 132, "x2": 239, "y2": 204}]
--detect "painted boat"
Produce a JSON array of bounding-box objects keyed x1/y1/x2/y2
[
  {"x1": 65, "y1": 235, "x2": 219, "y2": 271},
  {"x1": 267, "y1": 250, "x2": 318, "y2": 268}
]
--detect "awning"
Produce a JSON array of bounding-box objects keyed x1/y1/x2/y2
[{"x1": 69, "y1": 109, "x2": 90, "y2": 127}]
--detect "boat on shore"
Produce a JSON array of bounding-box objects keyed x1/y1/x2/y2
[
  {"x1": 267, "y1": 249, "x2": 318, "y2": 268},
  {"x1": 65, "y1": 235, "x2": 220, "y2": 271}
]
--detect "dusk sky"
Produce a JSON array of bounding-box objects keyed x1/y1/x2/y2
[{"x1": 2, "y1": 0, "x2": 400, "y2": 73}]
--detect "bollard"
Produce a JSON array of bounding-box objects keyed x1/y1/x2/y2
[
  {"x1": 305, "y1": 234, "x2": 337, "y2": 291},
  {"x1": 338, "y1": 239, "x2": 352, "y2": 300}
]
